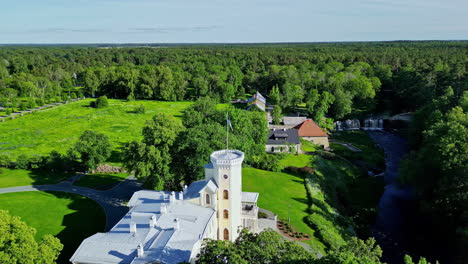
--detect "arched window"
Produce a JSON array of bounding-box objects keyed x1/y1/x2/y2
[
  {"x1": 223, "y1": 228, "x2": 229, "y2": 240},
  {"x1": 223, "y1": 209, "x2": 229, "y2": 219},
  {"x1": 205, "y1": 194, "x2": 210, "y2": 205},
  {"x1": 223, "y1": 190, "x2": 229, "y2": 200}
]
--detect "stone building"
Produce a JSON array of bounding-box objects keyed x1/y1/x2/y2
[
  {"x1": 294, "y1": 119, "x2": 329, "y2": 149},
  {"x1": 70, "y1": 149, "x2": 259, "y2": 264},
  {"x1": 265, "y1": 128, "x2": 301, "y2": 153}
]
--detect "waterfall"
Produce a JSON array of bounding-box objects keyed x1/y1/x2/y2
[
  {"x1": 363, "y1": 118, "x2": 384, "y2": 130},
  {"x1": 334, "y1": 121, "x2": 343, "y2": 131}
]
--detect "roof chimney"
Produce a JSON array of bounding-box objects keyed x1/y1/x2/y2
[
  {"x1": 130, "y1": 221, "x2": 137, "y2": 234},
  {"x1": 174, "y1": 218, "x2": 180, "y2": 230},
  {"x1": 149, "y1": 215, "x2": 157, "y2": 228},
  {"x1": 179, "y1": 191, "x2": 184, "y2": 200},
  {"x1": 160, "y1": 205, "x2": 167, "y2": 214},
  {"x1": 137, "y1": 244, "x2": 144, "y2": 258},
  {"x1": 183, "y1": 185, "x2": 188, "y2": 194},
  {"x1": 170, "y1": 191, "x2": 176, "y2": 203}
]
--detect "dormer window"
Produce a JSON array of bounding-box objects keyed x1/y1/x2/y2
[{"x1": 205, "y1": 194, "x2": 210, "y2": 205}]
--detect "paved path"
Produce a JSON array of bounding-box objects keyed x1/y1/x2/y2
[{"x1": 0, "y1": 175, "x2": 142, "y2": 231}]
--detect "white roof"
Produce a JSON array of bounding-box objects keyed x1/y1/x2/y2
[
  {"x1": 70, "y1": 190, "x2": 215, "y2": 264},
  {"x1": 282, "y1": 116, "x2": 308, "y2": 126},
  {"x1": 242, "y1": 192, "x2": 259, "y2": 203}
]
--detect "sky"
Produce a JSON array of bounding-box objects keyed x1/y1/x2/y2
[{"x1": 0, "y1": 0, "x2": 467, "y2": 43}]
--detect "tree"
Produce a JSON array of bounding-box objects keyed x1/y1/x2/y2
[
  {"x1": 306, "y1": 89, "x2": 320, "y2": 117},
  {"x1": 0, "y1": 210, "x2": 63, "y2": 264},
  {"x1": 68, "y1": 130, "x2": 111, "y2": 171},
  {"x1": 157, "y1": 66, "x2": 176, "y2": 101},
  {"x1": 123, "y1": 114, "x2": 184, "y2": 189},
  {"x1": 272, "y1": 105, "x2": 282, "y2": 125},
  {"x1": 320, "y1": 237, "x2": 383, "y2": 264},
  {"x1": 269, "y1": 85, "x2": 281, "y2": 106},
  {"x1": 173, "y1": 123, "x2": 225, "y2": 183},
  {"x1": 196, "y1": 229, "x2": 314, "y2": 264}
]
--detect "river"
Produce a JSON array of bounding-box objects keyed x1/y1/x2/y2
[{"x1": 367, "y1": 131, "x2": 414, "y2": 263}]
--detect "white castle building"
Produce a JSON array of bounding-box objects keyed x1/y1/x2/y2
[{"x1": 70, "y1": 149, "x2": 259, "y2": 264}]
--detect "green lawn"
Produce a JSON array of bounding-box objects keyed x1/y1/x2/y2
[
  {"x1": 300, "y1": 138, "x2": 317, "y2": 153},
  {"x1": 330, "y1": 131, "x2": 385, "y2": 169},
  {"x1": 279, "y1": 154, "x2": 313, "y2": 168},
  {"x1": 242, "y1": 167, "x2": 326, "y2": 253},
  {"x1": 0, "y1": 168, "x2": 69, "y2": 188},
  {"x1": 74, "y1": 172, "x2": 128, "y2": 190},
  {"x1": 0, "y1": 99, "x2": 191, "y2": 160},
  {"x1": 0, "y1": 191, "x2": 105, "y2": 263}
]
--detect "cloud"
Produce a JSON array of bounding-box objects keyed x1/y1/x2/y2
[
  {"x1": 127, "y1": 26, "x2": 218, "y2": 34},
  {"x1": 2, "y1": 26, "x2": 218, "y2": 35},
  {"x1": 0, "y1": 28, "x2": 107, "y2": 34}
]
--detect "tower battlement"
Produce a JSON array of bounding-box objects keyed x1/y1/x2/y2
[{"x1": 210, "y1": 149, "x2": 244, "y2": 167}]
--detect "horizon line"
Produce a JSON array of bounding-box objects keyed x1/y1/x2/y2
[{"x1": 1, "y1": 39, "x2": 468, "y2": 46}]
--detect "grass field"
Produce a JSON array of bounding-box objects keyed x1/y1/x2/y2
[
  {"x1": 242, "y1": 167, "x2": 326, "y2": 253},
  {"x1": 330, "y1": 131, "x2": 385, "y2": 169},
  {"x1": 279, "y1": 154, "x2": 313, "y2": 168},
  {"x1": 0, "y1": 99, "x2": 191, "y2": 160},
  {"x1": 0, "y1": 191, "x2": 105, "y2": 263},
  {"x1": 74, "y1": 172, "x2": 128, "y2": 190},
  {"x1": 0, "y1": 168, "x2": 69, "y2": 188}
]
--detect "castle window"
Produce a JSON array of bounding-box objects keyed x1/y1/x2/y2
[
  {"x1": 223, "y1": 228, "x2": 229, "y2": 240},
  {"x1": 223, "y1": 209, "x2": 229, "y2": 219},
  {"x1": 223, "y1": 190, "x2": 229, "y2": 200},
  {"x1": 205, "y1": 194, "x2": 210, "y2": 205},
  {"x1": 224, "y1": 174, "x2": 228, "y2": 179}
]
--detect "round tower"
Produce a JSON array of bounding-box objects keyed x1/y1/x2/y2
[{"x1": 209, "y1": 149, "x2": 244, "y2": 242}]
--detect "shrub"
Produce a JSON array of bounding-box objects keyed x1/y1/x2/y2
[
  {"x1": 70, "y1": 92, "x2": 77, "y2": 99},
  {"x1": 91, "y1": 96, "x2": 109, "y2": 109},
  {"x1": 305, "y1": 213, "x2": 346, "y2": 249},
  {"x1": 135, "y1": 104, "x2": 145, "y2": 114},
  {"x1": 27, "y1": 99, "x2": 36, "y2": 109},
  {"x1": 250, "y1": 153, "x2": 282, "y2": 172},
  {"x1": 15, "y1": 155, "x2": 30, "y2": 169},
  {"x1": 5, "y1": 108, "x2": 11, "y2": 115},
  {"x1": 36, "y1": 98, "x2": 45, "y2": 106},
  {"x1": 0, "y1": 155, "x2": 12, "y2": 167},
  {"x1": 19, "y1": 102, "x2": 28, "y2": 111}
]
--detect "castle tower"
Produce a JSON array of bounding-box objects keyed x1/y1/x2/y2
[{"x1": 206, "y1": 149, "x2": 244, "y2": 242}]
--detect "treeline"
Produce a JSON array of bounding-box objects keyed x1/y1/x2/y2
[
  {"x1": 1, "y1": 42, "x2": 467, "y2": 121},
  {"x1": 400, "y1": 88, "x2": 467, "y2": 263}
]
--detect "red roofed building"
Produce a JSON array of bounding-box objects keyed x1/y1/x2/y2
[{"x1": 294, "y1": 119, "x2": 329, "y2": 149}]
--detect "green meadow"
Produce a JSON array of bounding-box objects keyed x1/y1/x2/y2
[
  {"x1": 0, "y1": 191, "x2": 105, "y2": 263},
  {"x1": 0, "y1": 99, "x2": 191, "y2": 160}
]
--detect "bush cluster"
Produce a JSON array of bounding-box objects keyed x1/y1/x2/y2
[
  {"x1": 90, "y1": 96, "x2": 109, "y2": 108},
  {"x1": 250, "y1": 153, "x2": 282, "y2": 172},
  {"x1": 305, "y1": 213, "x2": 346, "y2": 249}
]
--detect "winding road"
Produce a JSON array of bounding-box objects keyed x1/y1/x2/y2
[{"x1": 0, "y1": 175, "x2": 142, "y2": 231}]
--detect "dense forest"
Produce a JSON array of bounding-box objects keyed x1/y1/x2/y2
[{"x1": 0, "y1": 42, "x2": 467, "y2": 263}]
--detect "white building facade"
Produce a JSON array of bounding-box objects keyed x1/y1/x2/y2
[{"x1": 70, "y1": 149, "x2": 259, "y2": 264}]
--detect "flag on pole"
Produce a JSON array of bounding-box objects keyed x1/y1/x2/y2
[{"x1": 227, "y1": 113, "x2": 233, "y2": 131}]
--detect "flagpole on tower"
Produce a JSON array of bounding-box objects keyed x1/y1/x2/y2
[
  {"x1": 226, "y1": 112, "x2": 229, "y2": 151},
  {"x1": 226, "y1": 112, "x2": 233, "y2": 152}
]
